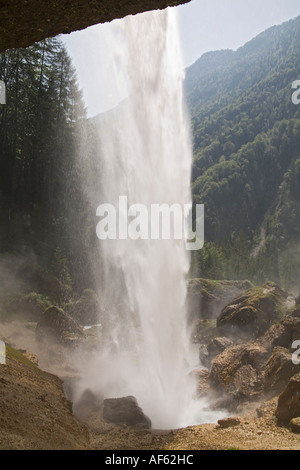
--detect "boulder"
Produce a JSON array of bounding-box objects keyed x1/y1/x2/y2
[
  {"x1": 192, "y1": 368, "x2": 211, "y2": 398},
  {"x1": 209, "y1": 343, "x2": 268, "y2": 405},
  {"x1": 193, "y1": 319, "x2": 218, "y2": 345},
  {"x1": 36, "y1": 306, "x2": 84, "y2": 343},
  {"x1": 256, "y1": 398, "x2": 278, "y2": 419},
  {"x1": 290, "y1": 417, "x2": 300, "y2": 433},
  {"x1": 217, "y1": 282, "x2": 288, "y2": 340},
  {"x1": 73, "y1": 389, "x2": 103, "y2": 419},
  {"x1": 264, "y1": 347, "x2": 300, "y2": 397},
  {"x1": 276, "y1": 373, "x2": 300, "y2": 423},
  {"x1": 103, "y1": 396, "x2": 152, "y2": 429},
  {"x1": 199, "y1": 345, "x2": 209, "y2": 368},
  {"x1": 291, "y1": 306, "x2": 300, "y2": 317},
  {"x1": 281, "y1": 315, "x2": 300, "y2": 342},
  {"x1": 217, "y1": 417, "x2": 240, "y2": 428},
  {"x1": 206, "y1": 337, "x2": 233, "y2": 365},
  {"x1": 186, "y1": 279, "x2": 253, "y2": 321},
  {"x1": 258, "y1": 324, "x2": 292, "y2": 352}
]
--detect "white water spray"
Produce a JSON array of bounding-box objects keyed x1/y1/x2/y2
[{"x1": 78, "y1": 8, "x2": 211, "y2": 429}]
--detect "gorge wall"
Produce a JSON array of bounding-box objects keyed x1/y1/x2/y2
[{"x1": 0, "y1": 0, "x2": 190, "y2": 52}]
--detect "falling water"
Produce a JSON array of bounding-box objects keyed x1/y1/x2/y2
[{"x1": 77, "y1": 8, "x2": 209, "y2": 429}]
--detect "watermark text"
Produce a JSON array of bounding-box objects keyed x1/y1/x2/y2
[
  {"x1": 96, "y1": 196, "x2": 204, "y2": 251},
  {"x1": 0, "y1": 340, "x2": 6, "y2": 365},
  {"x1": 0, "y1": 80, "x2": 6, "y2": 105},
  {"x1": 292, "y1": 340, "x2": 300, "y2": 365},
  {"x1": 292, "y1": 80, "x2": 300, "y2": 105}
]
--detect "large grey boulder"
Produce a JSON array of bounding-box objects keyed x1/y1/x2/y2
[{"x1": 103, "y1": 396, "x2": 152, "y2": 429}]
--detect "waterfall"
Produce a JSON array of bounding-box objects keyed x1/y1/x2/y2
[{"x1": 78, "y1": 7, "x2": 206, "y2": 430}]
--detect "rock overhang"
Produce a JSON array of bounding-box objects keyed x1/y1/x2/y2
[{"x1": 0, "y1": 0, "x2": 190, "y2": 52}]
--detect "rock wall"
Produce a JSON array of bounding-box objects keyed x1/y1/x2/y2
[{"x1": 0, "y1": 0, "x2": 190, "y2": 52}]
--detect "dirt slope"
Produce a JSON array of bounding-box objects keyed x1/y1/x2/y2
[{"x1": 0, "y1": 346, "x2": 89, "y2": 450}]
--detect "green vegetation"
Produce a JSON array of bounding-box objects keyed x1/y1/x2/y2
[
  {"x1": 193, "y1": 319, "x2": 218, "y2": 343},
  {"x1": 6, "y1": 344, "x2": 38, "y2": 368},
  {"x1": 0, "y1": 37, "x2": 96, "y2": 293},
  {"x1": 0, "y1": 37, "x2": 99, "y2": 321},
  {"x1": 185, "y1": 15, "x2": 300, "y2": 289}
]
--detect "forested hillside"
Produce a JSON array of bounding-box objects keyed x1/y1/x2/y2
[
  {"x1": 185, "y1": 15, "x2": 300, "y2": 290},
  {"x1": 0, "y1": 38, "x2": 97, "y2": 307}
]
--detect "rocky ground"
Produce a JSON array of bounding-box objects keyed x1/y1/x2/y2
[
  {"x1": 1, "y1": 338, "x2": 300, "y2": 450},
  {"x1": 80, "y1": 398, "x2": 300, "y2": 450},
  {"x1": 2, "y1": 280, "x2": 300, "y2": 451}
]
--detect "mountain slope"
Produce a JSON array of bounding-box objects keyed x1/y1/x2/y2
[{"x1": 184, "y1": 15, "x2": 300, "y2": 286}]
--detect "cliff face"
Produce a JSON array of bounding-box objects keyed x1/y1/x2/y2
[{"x1": 0, "y1": 0, "x2": 190, "y2": 52}]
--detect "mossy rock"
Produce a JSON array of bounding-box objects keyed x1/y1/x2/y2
[
  {"x1": 217, "y1": 282, "x2": 288, "y2": 340},
  {"x1": 193, "y1": 319, "x2": 218, "y2": 344},
  {"x1": 186, "y1": 279, "x2": 253, "y2": 320},
  {"x1": 36, "y1": 306, "x2": 84, "y2": 343}
]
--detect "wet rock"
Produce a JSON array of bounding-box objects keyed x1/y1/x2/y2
[
  {"x1": 258, "y1": 324, "x2": 292, "y2": 351},
  {"x1": 207, "y1": 337, "x2": 233, "y2": 364},
  {"x1": 193, "y1": 320, "x2": 218, "y2": 345},
  {"x1": 36, "y1": 306, "x2": 84, "y2": 343},
  {"x1": 264, "y1": 347, "x2": 300, "y2": 397},
  {"x1": 281, "y1": 315, "x2": 300, "y2": 342},
  {"x1": 291, "y1": 306, "x2": 300, "y2": 318},
  {"x1": 256, "y1": 398, "x2": 278, "y2": 419},
  {"x1": 73, "y1": 389, "x2": 103, "y2": 419},
  {"x1": 290, "y1": 417, "x2": 300, "y2": 433},
  {"x1": 209, "y1": 343, "x2": 268, "y2": 405},
  {"x1": 192, "y1": 368, "x2": 211, "y2": 398},
  {"x1": 199, "y1": 345, "x2": 209, "y2": 368},
  {"x1": 276, "y1": 373, "x2": 300, "y2": 423},
  {"x1": 218, "y1": 417, "x2": 240, "y2": 428},
  {"x1": 217, "y1": 282, "x2": 288, "y2": 340},
  {"x1": 103, "y1": 396, "x2": 152, "y2": 429},
  {"x1": 186, "y1": 279, "x2": 253, "y2": 321}
]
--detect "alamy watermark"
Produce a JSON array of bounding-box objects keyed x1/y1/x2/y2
[
  {"x1": 292, "y1": 80, "x2": 300, "y2": 105},
  {"x1": 0, "y1": 80, "x2": 6, "y2": 105},
  {"x1": 292, "y1": 340, "x2": 300, "y2": 365},
  {"x1": 96, "y1": 196, "x2": 204, "y2": 251},
  {"x1": 0, "y1": 340, "x2": 6, "y2": 365}
]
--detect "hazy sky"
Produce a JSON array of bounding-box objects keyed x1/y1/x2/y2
[{"x1": 63, "y1": 0, "x2": 300, "y2": 117}]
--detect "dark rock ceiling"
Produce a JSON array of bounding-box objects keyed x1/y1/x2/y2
[{"x1": 0, "y1": 0, "x2": 190, "y2": 52}]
